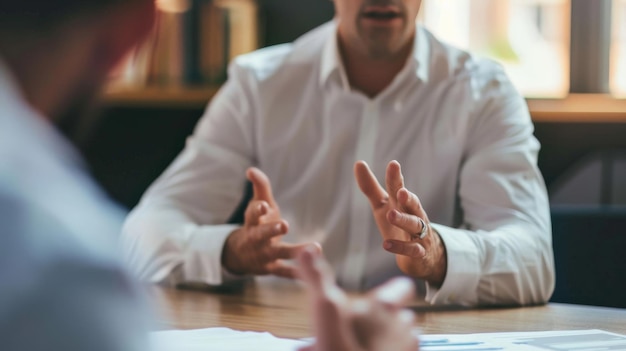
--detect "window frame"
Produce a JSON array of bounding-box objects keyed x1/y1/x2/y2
[{"x1": 569, "y1": 0, "x2": 612, "y2": 94}]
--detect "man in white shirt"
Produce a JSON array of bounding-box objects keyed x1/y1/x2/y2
[
  {"x1": 123, "y1": 0, "x2": 555, "y2": 306},
  {"x1": 0, "y1": 1, "x2": 420, "y2": 350}
]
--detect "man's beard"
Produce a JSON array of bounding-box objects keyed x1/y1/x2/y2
[
  {"x1": 357, "y1": 0, "x2": 410, "y2": 60},
  {"x1": 54, "y1": 79, "x2": 103, "y2": 148}
]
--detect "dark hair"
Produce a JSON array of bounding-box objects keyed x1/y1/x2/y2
[{"x1": 0, "y1": 0, "x2": 130, "y2": 28}]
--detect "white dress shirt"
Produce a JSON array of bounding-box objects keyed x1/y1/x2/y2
[
  {"x1": 123, "y1": 22, "x2": 555, "y2": 306},
  {"x1": 0, "y1": 59, "x2": 149, "y2": 350}
]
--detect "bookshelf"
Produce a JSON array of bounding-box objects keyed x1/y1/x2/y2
[
  {"x1": 104, "y1": 85, "x2": 219, "y2": 108},
  {"x1": 110, "y1": 0, "x2": 259, "y2": 95},
  {"x1": 104, "y1": 0, "x2": 626, "y2": 122},
  {"x1": 105, "y1": 0, "x2": 336, "y2": 109},
  {"x1": 102, "y1": 86, "x2": 626, "y2": 123},
  {"x1": 527, "y1": 94, "x2": 626, "y2": 123}
]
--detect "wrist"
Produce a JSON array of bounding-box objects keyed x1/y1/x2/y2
[
  {"x1": 221, "y1": 228, "x2": 245, "y2": 275},
  {"x1": 426, "y1": 229, "x2": 447, "y2": 288}
]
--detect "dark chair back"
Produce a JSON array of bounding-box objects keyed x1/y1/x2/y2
[{"x1": 550, "y1": 206, "x2": 626, "y2": 308}]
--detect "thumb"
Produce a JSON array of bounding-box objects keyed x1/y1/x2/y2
[
  {"x1": 296, "y1": 246, "x2": 352, "y2": 351},
  {"x1": 296, "y1": 246, "x2": 332, "y2": 294},
  {"x1": 370, "y1": 277, "x2": 416, "y2": 307},
  {"x1": 354, "y1": 161, "x2": 388, "y2": 209},
  {"x1": 247, "y1": 167, "x2": 277, "y2": 206}
]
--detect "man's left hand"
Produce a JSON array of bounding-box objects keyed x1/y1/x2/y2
[{"x1": 354, "y1": 160, "x2": 447, "y2": 288}]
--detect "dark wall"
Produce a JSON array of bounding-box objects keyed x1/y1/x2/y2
[
  {"x1": 535, "y1": 122, "x2": 626, "y2": 189},
  {"x1": 258, "y1": 0, "x2": 335, "y2": 46},
  {"x1": 550, "y1": 207, "x2": 626, "y2": 308},
  {"x1": 78, "y1": 106, "x2": 205, "y2": 208}
]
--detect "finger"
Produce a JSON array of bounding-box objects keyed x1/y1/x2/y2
[
  {"x1": 296, "y1": 247, "x2": 351, "y2": 351},
  {"x1": 354, "y1": 161, "x2": 388, "y2": 209},
  {"x1": 244, "y1": 200, "x2": 268, "y2": 226},
  {"x1": 247, "y1": 167, "x2": 277, "y2": 206},
  {"x1": 273, "y1": 242, "x2": 320, "y2": 260},
  {"x1": 387, "y1": 209, "x2": 426, "y2": 237},
  {"x1": 398, "y1": 309, "x2": 416, "y2": 325},
  {"x1": 266, "y1": 260, "x2": 298, "y2": 279},
  {"x1": 295, "y1": 246, "x2": 336, "y2": 294},
  {"x1": 383, "y1": 239, "x2": 426, "y2": 258},
  {"x1": 398, "y1": 310, "x2": 420, "y2": 351},
  {"x1": 397, "y1": 188, "x2": 428, "y2": 220},
  {"x1": 254, "y1": 221, "x2": 289, "y2": 241},
  {"x1": 371, "y1": 277, "x2": 416, "y2": 307},
  {"x1": 297, "y1": 345, "x2": 314, "y2": 351},
  {"x1": 385, "y1": 160, "x2": 405, "y2": 207}
]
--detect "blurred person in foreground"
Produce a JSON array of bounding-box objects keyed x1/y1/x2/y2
[
  {"x1": 0, "y1": 0, "x2": 419, "y2": 350},
  {"x1": 124, "y1": 0, "x2": 554, "y2": 306}
]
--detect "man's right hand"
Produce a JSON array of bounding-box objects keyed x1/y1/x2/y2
[{"x1": 222, "y1": 167, "x2": 318, "y2": 278}]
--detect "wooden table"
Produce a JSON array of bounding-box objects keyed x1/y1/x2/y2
[{"x1": 148, "y1": 280, "x2": 626, "y2": 339}]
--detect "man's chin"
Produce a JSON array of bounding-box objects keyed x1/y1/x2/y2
[
  {"x1": 364, "y1": 41, "x2": 405, "y2": 60},
  {"x1": 358, "y1": 31, "x2": 408, "y2": 59}
]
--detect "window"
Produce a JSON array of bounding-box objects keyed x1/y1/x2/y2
[
  {"x1": 611, "y1": 0, "x2": 626, "y2": 96},
  {"x1": 418, "y1": 0, "x2": 571, "y2": 98}
]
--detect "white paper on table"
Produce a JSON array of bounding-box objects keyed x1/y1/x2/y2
[
  {"x1": 150, "y1": 327, "x2": 308, "y2": 351},
  {"x1": 151, "y1": 328, "x2": 626, "y2": 351},
  {"x1": 418, "y1": 329, "x2": 626, "y2": 351}
]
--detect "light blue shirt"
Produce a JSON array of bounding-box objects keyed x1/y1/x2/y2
[{"x1": 0, "y1": 59, "x2": 149, "y2": 350}]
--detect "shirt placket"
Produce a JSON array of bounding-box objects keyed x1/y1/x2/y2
[{"x1": 340, "y1": 100, "x2": 379, "y2": 290}]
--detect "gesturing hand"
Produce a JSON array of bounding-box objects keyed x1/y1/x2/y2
[
  {"x1": 222, "y1": 167, "x2": 319, "y2": 278},
  {"x1": 296, "y1": 247, "x2": 419, "y2": 351},
  {"x1": 354, "y1": 160, "x2": 447, "y2": 287}
]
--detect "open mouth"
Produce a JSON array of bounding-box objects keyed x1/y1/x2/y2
[{"x1": 362, "y1": 6, "x2": 402, "y2": 21}]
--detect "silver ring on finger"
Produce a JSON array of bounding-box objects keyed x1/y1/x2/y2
[{"x1": 415, "y1": 217, "x2": 428, "y2": 240}]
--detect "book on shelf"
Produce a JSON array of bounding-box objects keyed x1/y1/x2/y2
[
  {"x1": 109, "y1": 0, "x2": 259, "y2": 90},
  {"x1": 199, "y1": 1, "x2": 229, "y2": 83}
]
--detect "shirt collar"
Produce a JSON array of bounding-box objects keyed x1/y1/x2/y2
[
  {"x1": 319, "y1": 27, "x2": 351, "y2": 91},
  {"x1": 319, "y1": 23, "x2": 431, "y2": 89}
]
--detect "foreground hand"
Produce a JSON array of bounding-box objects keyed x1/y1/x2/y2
[
  {"x1": 222, "y1": 167, "x2": 319, "y2": 278},
  {"x1": 296, "y1": 248, "x2": 419, "y2": 351},
  {"x1": 354, "y1": 160, "x2": 447, "y2": 287}
]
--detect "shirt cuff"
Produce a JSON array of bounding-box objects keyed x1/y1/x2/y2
[
  {"x1": 182, "y1": 224, "x2": 247, "y2": 285},
  {"x1": 424, "y1": 224, "x2": 481, "y2": 306}
]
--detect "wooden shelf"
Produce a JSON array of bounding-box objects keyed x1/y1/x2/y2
[
  {"x1": 527, "y1": 94, "x2": 626, "y2": 123},
  {"x1": 104, "y1": 85, "x2": 220, "y2": 108},
  {"x1": 103, "y1": 88, "x2": 626, "y2": 122}
]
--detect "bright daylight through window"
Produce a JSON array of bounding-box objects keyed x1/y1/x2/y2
[
  {"x1": 418, "y1": 0, "x2": 571, "y2": 98},
  {"x1": 611, "y1": 0, "x2": 626, "y2": 96}
]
